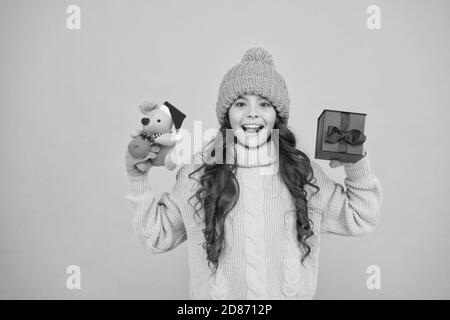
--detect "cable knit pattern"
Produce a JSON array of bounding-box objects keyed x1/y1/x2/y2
[
  {"x1": 240, "y1": 168, "x2": 268, "y2": 299},
  {"x1": 125, "y1": 137, "x2": 382, "y2": 299},
  {"x1": 209, "y1": 263, "x2": 228, "y2": 300},
  {"x1": 282, "y1": 210, "x2": 302, "y2": 299}
]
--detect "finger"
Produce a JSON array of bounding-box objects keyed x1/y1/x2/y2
[
  {"x1": 329, "y1": 160, "x2": 340, "y2": 168},
  {"x1": 144, "y1": 151, "x2": 158, "y2": 160},
  {"x1": 136, "y1": 161, "x2": 152, "y2": 173},
  {"x1": 150, "y1": 144, "x2": 160, "y2": 153}
]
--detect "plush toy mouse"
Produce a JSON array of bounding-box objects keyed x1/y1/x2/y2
[{"x1": 128, "y1": 100, "x2": 186, "y2": 171}]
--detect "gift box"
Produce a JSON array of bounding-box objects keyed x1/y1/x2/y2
[{"x1": 315, "y1": 109, "x2": 367, "y2": 163}]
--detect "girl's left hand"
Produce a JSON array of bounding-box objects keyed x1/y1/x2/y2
[
  {"x1": 329, "y1": 146, "x2": 366, "y2": 168},
  {"x1": 329, "y1": 160, "x2": 348, "y2": 168}
]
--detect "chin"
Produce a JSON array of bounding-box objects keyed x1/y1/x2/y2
[{"x1": 233, "y1": 127, "x2": 270, "y2": 147}]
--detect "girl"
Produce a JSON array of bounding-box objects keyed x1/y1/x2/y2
[{"x1": 125, "y1": 47, "x2": 382, "y2": 300}]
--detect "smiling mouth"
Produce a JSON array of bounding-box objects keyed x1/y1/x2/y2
[{"x1": 241, "y1": 124, "x2": 264, "y2": 133}]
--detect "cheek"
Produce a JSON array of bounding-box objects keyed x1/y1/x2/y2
[
  {"x1": 263, "y1": 109, "x2": 276, "y2": 128},
  {"x1": 228, "y1": 108, "x2": 243, "y2": 128}
]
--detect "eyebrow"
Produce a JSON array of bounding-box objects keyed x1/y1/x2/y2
[{"x1": 236, "y1": 95, "x2": 269, "y2": 102}]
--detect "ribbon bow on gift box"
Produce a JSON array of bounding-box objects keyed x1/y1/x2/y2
[{"x1": 324, "y1": 126, "x2": 366, "y2": 145}]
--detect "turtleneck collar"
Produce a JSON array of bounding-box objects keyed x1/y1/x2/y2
[
  {"x1": 198, "y1": 135, "x2": 280, "y2": 174},
  {"x1": 233, "y1": 138, "x2": 279, "y2": 168}
]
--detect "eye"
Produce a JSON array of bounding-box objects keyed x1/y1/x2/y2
[
  {"x1": 261, "y1": 102, "x2": 272, "y2": 108},
  {"x1": 235, "y1": 101, "x2": 246, "y2": 107},
  {"x1": 157, "y1": 119, "x2": 161, "y2": 123}
]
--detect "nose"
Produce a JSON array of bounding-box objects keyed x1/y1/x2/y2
[
  {"x1": 246, "y1": 105, "x2": 260, "y2": 118},
  {"x1": 141, "y1": 118, "x2": 150, "y2": 125}
]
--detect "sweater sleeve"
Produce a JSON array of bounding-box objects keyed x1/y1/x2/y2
[
  {"x1": 125, "y1": 165, "x2": 192, "y2": 253},
  {"x1": 310, "y1": 151, "x2": 383, "y2": 236}
]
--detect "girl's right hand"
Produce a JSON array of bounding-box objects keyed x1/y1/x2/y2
[{"x1": 125, "y1": 142, "x2": 161, "y2": 177}]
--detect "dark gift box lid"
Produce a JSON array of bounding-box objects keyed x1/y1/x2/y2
[{"x1": 318, "y1": 109, "x2": 367, "y2": 119}]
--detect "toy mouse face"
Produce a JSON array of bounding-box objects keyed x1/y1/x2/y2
[{"x1": 139, "y1": 101, "x2": 173, "y2": 135}]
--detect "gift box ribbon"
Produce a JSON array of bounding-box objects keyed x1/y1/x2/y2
[{"x1": 324, "y1": 112, "x2": 366, "y2": 153}]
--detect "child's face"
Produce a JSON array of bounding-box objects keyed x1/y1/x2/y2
[{"x1": 228, "y1": 94, "x2": 276, "y2": 147}]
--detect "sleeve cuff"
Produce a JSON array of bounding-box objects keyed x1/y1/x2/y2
[
  {"x1": 343, "y1": 151, "x2": 372, "y2": 181},
  {"x1": 128, "y1": 173, "x2": 150, "y2": 196}
]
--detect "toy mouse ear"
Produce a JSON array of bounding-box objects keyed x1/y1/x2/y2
[
  {"x1": 163, "y1": 101, "x2": 186, "y2": 130},
  {"x1": 139, "y1": 101, "x2": 159, "y2": 115}
]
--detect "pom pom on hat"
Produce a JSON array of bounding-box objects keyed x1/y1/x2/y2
[{"x1": 241, "y1": 47, "x2": 275, "y2": 66}]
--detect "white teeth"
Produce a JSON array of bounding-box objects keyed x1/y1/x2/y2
[
  {"x1": 242, "y1": 124, "x2": 264, "y2": 133},
  {"x1": 242, "y1": 125, "x2": 263, "y2": 129}
]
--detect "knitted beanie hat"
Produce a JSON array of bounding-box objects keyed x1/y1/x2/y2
[{"x1": 216, "y1": 46, "x2": 290, "y2": 125}]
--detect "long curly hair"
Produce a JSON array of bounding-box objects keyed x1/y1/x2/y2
[{"x1": 188, "y1": 111, "x2": 320, "y2": 273}]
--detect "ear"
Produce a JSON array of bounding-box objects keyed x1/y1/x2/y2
[{"x1": 139, "y1": 101, "x2": 159, "y2": 115}]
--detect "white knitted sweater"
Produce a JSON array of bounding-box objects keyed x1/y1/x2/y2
[{"x1": 125, "y1": 139, "x2": 382, "y2": 299}]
